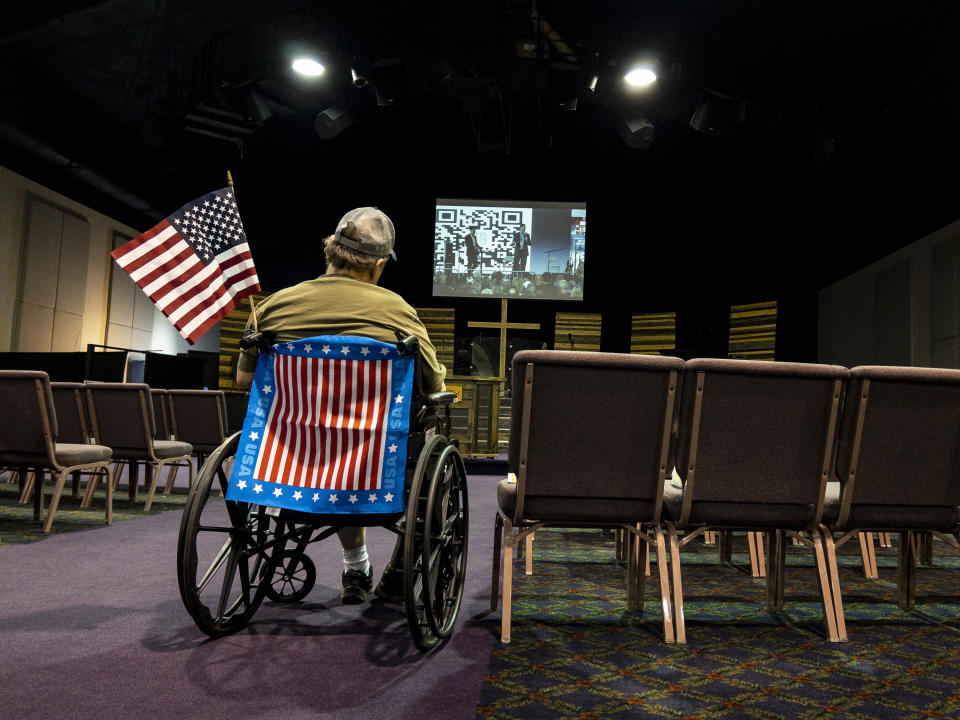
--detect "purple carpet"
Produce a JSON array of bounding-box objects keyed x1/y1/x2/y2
[{"x1": 0, "y1": 468, "x2": 504, "y2": 720}]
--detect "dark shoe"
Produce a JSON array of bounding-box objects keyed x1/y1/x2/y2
[
  {"x1": 373, "y1": 563, "x2": 404, "y2": 604},
  {"x1": 341, "y1": 565, "x2": 373, "y2": 605}
]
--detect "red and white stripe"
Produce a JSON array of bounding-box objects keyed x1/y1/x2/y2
[
  {"x1": 111, "y1": 220, "x2": 260, "y2": 344},
  {"x1": 254, "y1": 354, "x2": 392, "y2": 491}
]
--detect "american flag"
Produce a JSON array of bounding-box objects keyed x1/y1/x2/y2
[
  {"x1": 110, "y1": 187, "x2": 260, "y2": 345},
  {"x1": 227, "y1": 336, "x2": 414, "y2": 515}
]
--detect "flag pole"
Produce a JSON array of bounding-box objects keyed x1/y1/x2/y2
[{"x1": 227, "y1": 170, "x2": 259, "y2": 332}]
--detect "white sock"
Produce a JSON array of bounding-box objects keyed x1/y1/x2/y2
[{"x1": 343, "y1": 545, "x2": 370, "y2": 575}]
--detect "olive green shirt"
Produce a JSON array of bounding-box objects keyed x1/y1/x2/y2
[{"x1": 238, "y1": 274, "x2": 446, "y2": 392}]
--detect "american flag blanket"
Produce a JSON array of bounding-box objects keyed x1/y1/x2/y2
[{"x1": 226, "y1": 336, "x2": 414, "y2": 514}]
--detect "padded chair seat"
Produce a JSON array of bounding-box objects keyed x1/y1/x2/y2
[
  {"x1": 54, "y1": 443, "x2": 112, "y2": 466},
  {"x1": 153, "y1": 440, "x2": 193, "y2": 459},
  {"x1": 497, "y1": 478, "x2": 657, "y2": 524},
  {"x1": 0, "y1": 444, "x2": 111, "y2": 466},
  {"x1": 109, "y1": 440, "x2": 192, "y2": 461},
  {"x1": 661, "y1": 480, "x2": 816, "y2": 528},
  {"x1": 822, "y1": 480, "x2": 960, "y2": 530},
  {"x1": 186, "y1": 442, "x2": 222, "y2": 454}
]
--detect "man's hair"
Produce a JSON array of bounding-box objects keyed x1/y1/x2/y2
[{"x1": 323, "y1": 235, "x2": 382, "y2": 272}]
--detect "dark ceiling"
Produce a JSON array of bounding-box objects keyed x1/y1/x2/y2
[{"x1": 3, "y1": 0, "x2": 960, "y2": 304}]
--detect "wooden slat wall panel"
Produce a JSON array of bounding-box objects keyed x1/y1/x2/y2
[
  {"x1": 218, "y1": 293, "x2": 268, "y2": 390},
  {"x1": 630, "y1": 312, "x2": 676, "y2": 355},
  {"x1": 414, "y1": 307, "x2": 455, "y2": 375},
  {"x1": 554, "y1": 312, "x2": 602, "y2": 352},
  {"x1": 445, "y1": 377, "x2": 502, "y2": 456},
  {"x1": 728, "y1": 301, "x2": 777, "y2": 360}
]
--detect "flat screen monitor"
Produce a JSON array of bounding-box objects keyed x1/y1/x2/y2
[{"x1": 432, "y1": 198, "x2": 585, "y2": 300}]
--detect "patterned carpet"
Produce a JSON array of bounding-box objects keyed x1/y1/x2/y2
[
  {"x1": 0, "y1": 472, "x2": 191, "y2": 545},
  {"x1": 479, "y1": 529, "x2": 960, "y2": 719}
]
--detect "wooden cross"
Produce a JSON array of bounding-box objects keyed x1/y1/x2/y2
[{"x1": 467, "y1": 299, "x2": 540, "y2": 378}]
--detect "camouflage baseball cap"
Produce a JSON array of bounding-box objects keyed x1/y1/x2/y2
[{"x1": 333, "y1": 207, "x2": 397, "y2": 260}]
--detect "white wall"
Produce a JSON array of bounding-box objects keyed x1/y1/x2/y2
[
  {"x1": 151, "y1": 311, "x2": 221, "y2": 354},
  {"x1": 0, "y1": 165, "x2": 220, "y2": 356},
  {"x1": 818, "y1": 218, "x2": 960, "y2": 368}
]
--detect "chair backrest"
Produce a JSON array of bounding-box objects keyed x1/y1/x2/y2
[
  {"x1": 150, "y1": 389, "x2": 171, "y2": 440},
  {"x1": 166, "y1": 389, "x2": 227, "y2": 450},
  {"x1": 51, "y1": 382, "x2": 90, "y2": 444},
  {"x1": 674, "y1": 358, "x2": 848, "y2": 529},
  {"x1": 0, "y1": 370, "x2": 58, "y2": 462},
  {"x1": 833, "y1": 365, "x2": 960, "y2": 529},
  {"x1": 508, "y1": 350, "x2": 684, "y2": 523},
  {"x1": 84, "y1": 382, "x2": 155, "y2": 451}
]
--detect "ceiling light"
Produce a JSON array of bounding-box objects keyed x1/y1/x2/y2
[
  {"x1": 624, "y1": 67, "x2": 657, "y2": 88},
  {"x1": 292, "y1": 58, "x2": 325, "y2": 77}
]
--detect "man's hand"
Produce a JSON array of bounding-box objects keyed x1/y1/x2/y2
[{"x1": 237, "y1": 368, "x2": 254, "y2": 388}]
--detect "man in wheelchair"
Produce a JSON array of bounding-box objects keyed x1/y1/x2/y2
[{"x1": 236, "y1": 207, "x2": 447, "y2": 605}]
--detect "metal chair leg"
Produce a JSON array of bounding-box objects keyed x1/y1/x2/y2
[{"x1": 490, "y1": 513, "x2": 503, "y2": 611}]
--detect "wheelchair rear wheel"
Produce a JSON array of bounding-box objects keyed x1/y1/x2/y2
[
  {"x1": 403, "y1": 434, "x2": 469, "y2": 651},
  {"x1": 177, "y1": 432, "x2": 270, "y2": 637}
]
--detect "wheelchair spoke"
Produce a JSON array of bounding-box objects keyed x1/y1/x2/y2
[
  {"x1": 197, "y1": 524, "x2": 240, "y2": 534},
  {"x1": 410, "y1": 569, "x2": 423, "y2": 601},
  {"x1": 196, "y1": 538, "x2": 233, "y2": 594},
  {"x1": 237, "y1": 549, "x2": 268, "y2": 613},
  {"x1": 215, "y1": 538, "x2": 244, "y2": 620},
  {"x1": 215, "y1": 465, "x2": 230, "y2": 495}
]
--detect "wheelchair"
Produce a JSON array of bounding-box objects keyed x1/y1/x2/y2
[{"x1": 176, "y1": 330, "x2": 468, "y2": 651}]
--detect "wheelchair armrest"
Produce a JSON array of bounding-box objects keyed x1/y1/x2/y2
[
  {"x1": 424, "y1": 391, "x2": 457, "y2": 407},
  {"x1": 239, "y1": 330, "x2": 277, "y2": 351},
  {"x1": 397, "y1": 334, "x2": 420, "y2": 356}
]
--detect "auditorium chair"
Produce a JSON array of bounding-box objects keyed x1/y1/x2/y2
[
  {"x1": 821, "y1": 365, "x2": 960, "y2": 639},
  {"x1": 164, "y1": 389, "x2": 227, "y2": 493},
  {"x1": 663, "y1": 358, "x2": 849, "y2": 643},
  {"x1": 52, "y1": 382, "x2": 97, "y2": 501},
  {"x1": 150, "y1": 389, "x2": 172, "y2": 440},
  {"x1": 0, "y1": 370, "x2": 113, "y2": 533},
  {"x1": 491, "y1": 350, "x2": 684, "y2": 643},
  {"x1": 84, "y1": 383, "x2": 193, "y2": 510},
  {"x1": 20, "y1": 382, "x2": 97, "y2": 504}
]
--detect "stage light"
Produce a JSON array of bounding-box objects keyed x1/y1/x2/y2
[
  {"x1": 588, "y1": 74, "x2": 599, "y2": 93},
  {"x1": 292, "y1": 57, "x2": 325, "y2": 77},
  {"x1": 624, "y1": 66, "x2": 657, "y2": 88}
]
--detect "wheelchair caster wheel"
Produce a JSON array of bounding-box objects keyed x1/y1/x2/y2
[{"x1": 265, "y1": 550, "x2": 316, "y2": 603}]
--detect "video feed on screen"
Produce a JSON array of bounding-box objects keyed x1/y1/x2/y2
[{"x1": 432, "y1": 199, "x2": 586, "y2": 301}]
